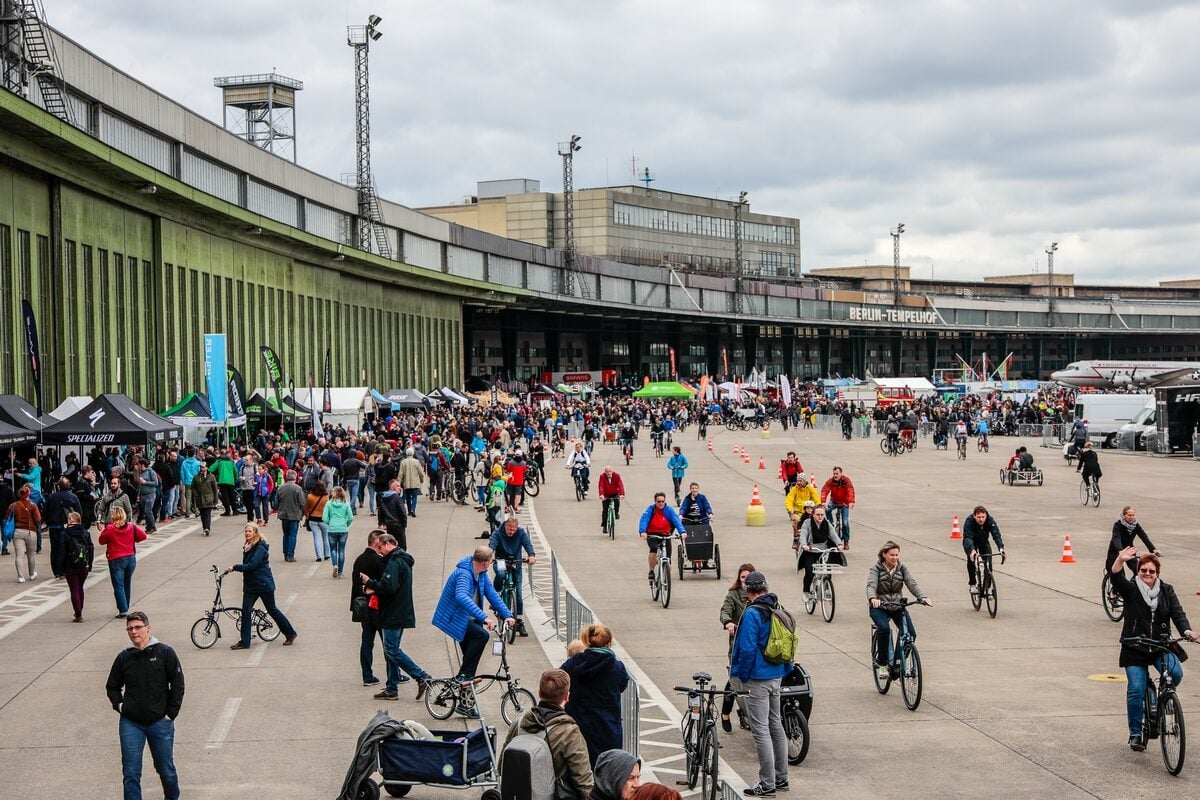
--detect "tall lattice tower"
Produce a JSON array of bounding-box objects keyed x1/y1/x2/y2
[
  {"x1": 214, "y1": 72, "x2": 303, "y2": 163},
  {"x1": 346, "y1": 14, "x2": 391, "y2": 259}
]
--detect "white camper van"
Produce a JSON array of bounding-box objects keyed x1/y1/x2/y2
[{"x1": 1074, "y1": 394, "x2": 1155, "y2": 448}]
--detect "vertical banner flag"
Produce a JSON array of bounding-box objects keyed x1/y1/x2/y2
[
  {"x1": 260, "y1": 346, "x2": 285, "y2": 408},
  {"x1": 308, "y1": 371, "x2": 321, "y2": 432},
  {"x1": 668, "y1": 347, "x2": 677, "y2": 380},
  {"x1": 204, "y1": 334, "x2": 228, "y2": 423},
  {"x1": 323, "y1": 348, "x2": 332, "y2": 414},
  {"x1": 722, "y1": 347, "x2": 729, "y2": 379},
  {"x1": 20, "y1": 300, "x2": 42, "y2": 415},
  {"x1": 780, "y1": 373, "x2": 792, "y2": 407},
  {"x1": 226, "y1": 365, "x2": 247, "y2": 422}
]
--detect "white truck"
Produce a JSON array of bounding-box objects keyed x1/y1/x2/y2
[{"x1": 1073, "y1": 393, "x2": 1155, "y2": 448}]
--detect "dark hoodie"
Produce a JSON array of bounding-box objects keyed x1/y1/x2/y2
[
  {"x1": 366, "y1": 547, "x2": 416, "y2": 629},
  {"x1": 562, "y1": 648, "x2": 629, "y2": 764},
  {"x1": 502, "y1": 701, "x2": 594, "y2": 800},
  {"x1": 105, "y1": 638, "x2": 185, "y2": 725},
  {"x1": 587, "y1": 749, "x2": 638, "y2": 800}
]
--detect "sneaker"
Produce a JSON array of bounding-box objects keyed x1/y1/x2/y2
[
  {"x1": 801, "y1": 592, "x2": 810, "y2": 606},
  {"x1": 876, "y1": 665, "x2": 889, "y2": 681},
  {"x1": 969, "y1": 585, "x2": 980, "y2": 597},
  {"x1": 415, "y1": 678, "x2": 432, "y2": 701},
  {"x1": 1130, "y1": 734, "x2": 1146, "y2": 752},
  {"x1": 454, "y1": 704, "x2": 480, "y2": 719},
  {"x1": 203, "y1": 529, "x2": 211, "y2": 536},
  {"x1": 374, "y1": 690, "x2": 399, "y2": 701},
  {"x1": 332, "y1": 567, "x2": 339, "y2": 578},
  {"x1": 648, "y1": 570, "x2": 655, "y2": 582},
  {"x1": 29, "y1": 572, "x2": 37, "y2": 580},
  {"x1": 775, "y1": 780, "x2": 790, "y2": 792},
  {"x1": 17, "y1": 577, "x2": 25, "y2": 584},
  {"x1": 743, "y1": 785, "x2": 775, "y2": 797},
  {"x1": 396, "y1": 674, "x2": 411, "y2": 684},
  {"x1": 363, "y1": 677, "x2": 381, "y2": 687}
]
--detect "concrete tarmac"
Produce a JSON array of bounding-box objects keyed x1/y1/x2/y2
[{"x1": 0, "y1": 425, "x2": 1196, "y2": 798}]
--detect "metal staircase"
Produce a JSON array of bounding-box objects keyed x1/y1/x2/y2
[
  {"x1": 361, "y1": 174, "x2": 392, "y2": 259},
  {"x1": 16, "y1": 1, "x2": 73, "y2": 125}
]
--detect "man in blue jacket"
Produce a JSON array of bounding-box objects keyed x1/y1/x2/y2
[
  {"x1": 730, "y1": 571, "x2": 790, "y2": 797},
  {"x1": 432, "y1": 546, "x2": 515, "y2": 701},
  {"x1": 488, "y1": 516, "x2": 537, "y2": 637},
  {"x1": 638, "y1": 493, "x2": 687, "y2": 582}
]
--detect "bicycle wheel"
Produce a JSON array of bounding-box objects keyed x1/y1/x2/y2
[
  {"x1": 984, "y1": 571, "x2": 998, "y2": 618},
  {"x1": 900, "y1": 643, "x2": 923, "y2": 711},
  {"x1": 682, "y1": 718, "x2": 700, "y2": 789},
  {"x1": 659, "y1": 559, "x2": 672, "y2": 609},
  {"x1": 650, "y1": 566, "x2": 661, "y2": 601},
  {"x1": 190, "y1": 615, "x2": 220, "y2": 649},
  {"x1": 451, "y1": 480, "x2": 467, "y2": 505},
  {"x1": 1093, "y1": 481, "x2": 1101, "y2": 508},
  {"x1": 820, "y1": 576, "x2": 835, "y2": 623},
  {"x1": 575, "y1": 479, "x2": 584, "y2": 502},
  {"x1": 501, "y1": 687, "x2": 537, "y2": 726},
  {"x1": 700, "y1": 728, "x2": 720, "y2": 800},
  {"x1": 423, "y1": 679, "x2": 458, "y2": 720},
  {"x1": 677, "y1": 545, "x2": 685, "y2": 581},
  {"x1": 1101, "y1": 573, "x2": 1124, "y2": 622},
  {"x1": 254, "y1": 610, "x2": 281, "y2": 642},
  {"x1": 1160, "y1": 690, "x2": 1186, "y2": 776},
  {"x1": 784, "y1": 707, "x2": 810, "y2": 765},
  {"x1": 804, "y1": 584, "x2": 816, "y2": 615},
  {"x1": 879, "y1": 438, "x2": 890, "y2": 454},
  {"x1": 1079, "y1": 480, "x2": 1089, "y2": 506},
  {"x1": 523, "y1": 476, "x2": 540, "y2": 498},
  {"x1": 871, "y1": 634, "x2": 891, "y2": 695},
  {"x1": 501, "y1": 590, "x2": 518, "y2": 644},
  {"x1": 714, "y1": 544, "x2": 721, "y2": 580},
  {"x1": 970, "y1": 574, "x2": 982, "y2": 611},
  {"x1": 604, "y1": 508, "x2": 616, "y2": 540}
]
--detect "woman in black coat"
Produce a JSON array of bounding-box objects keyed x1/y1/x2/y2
[
  {"x1": 225, "y1": 523, "x2": 298, "y2": 651},
  {"x1": 561, "y1": 623, "x2": 629, "y2": 765},
  {"x1": 1110, "y1": 547, "x2": 1197, "y2": 752}
]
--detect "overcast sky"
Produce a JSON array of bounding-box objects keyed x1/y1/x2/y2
[{"x1": 45, "y1": 0, "x2": 1200, "y2": 284}]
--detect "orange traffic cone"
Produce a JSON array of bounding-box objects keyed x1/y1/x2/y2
[
  {"x1": 742, "y1": 450, "x2": 751, "y2": 464},
  {"x1": 949, "y1": 515, "x2": 962, "y2": 540},
  {"x1": 733, "y1": 443, "x2": 739, "y2": 455},
  {"x1": 750, "y1": 485, "x2": 764, "y2": 506},
  {"x1": 777, "y1": 462, "x2": 785, "y2": 480},
  {"x1": 1060, "y1": 535, "x2": 1076, "y2": 564},
  {"x1": 707, "y1": 438, "x2": 713, "y2": 452},
  {"x1": 758, "y1": 456, "x2": 766, "y2": 470}
]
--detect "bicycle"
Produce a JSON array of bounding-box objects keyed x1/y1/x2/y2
[
  {"x1": 424, "y1": 627, "x2": 533, "y2": 725},
  {"x1": 522, "y1": 470, "x2": 540, "y2": 498},
  {"x1": 449, "y1": 474, "x2": 470, "y2": 505},
  {"x1": 969, "y1": 550, "x2": 1003, "y2": 618},
  {"x1": 621, "y1": 438, "x2": 633, "y2": 465},
  {"x1": 602, "y1": 497, "x2": 618, "y2": 540},
  {"x1": 674, "y1": 671, "x2": 740, "y2": 800},
  {"x1": 571, "y1": 466, "x2": 587, "y2": 502},
  {"x1": 1080, "y1": 475, "x2": 1101, "y2": 507},
  {"x1": 956, "y1": 436, "x2": 968, "y2": 460},
  {"x1": 879, "y1": 436, "x2": 903, "y2": 457},
  {"x1": 802, "y1": 547, "x2": 843, "y2": 623},
  {"x1": 900, "y1": 431, "x2": 917, "y2": 452},
  {"x1": 725, "y1": 416, "x2": 748, "y2": 432},
  {"x1": 190, "y1": 565, "x2": 280, "y2": 648},
  {"x1": 652, "y1": 432, "x2": 665, "y2": 458},
  {"x1": 977, "y1": 434, "x2": 989, "y2": 453},
  {"x1": 494, "y1": 557, "x2": 530, "y2": 645},
  {"x1": 1101, "y1": 571, "x2": 1125, "y2": 622},
  {"x1": 646, "y1": 533, "x2": 679, "y2": 608},
  {"x1": 1121, "y1": 636, "x2": 1189, "y2": 775},
  {"x1": 870, "y1": 598, "x2": 928, "y2": 710}
]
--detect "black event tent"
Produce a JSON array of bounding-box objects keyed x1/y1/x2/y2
[
  {"x1": 0, "y1": 419, "x2": 36, "y2": 447},
  {"x1": 41, "y1": 393, "x2": 182, "y2": 445},
  {"x1": 383, "y1": 389, "x2": 432, "y2": 410},
  {"x1": 0, "y1": 394, "x2": 47, "y2": 431}
]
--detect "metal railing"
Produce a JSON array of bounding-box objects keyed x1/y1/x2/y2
[
  {"x1": 564, "y1": 589, "x2": 594, "y2": 643},
  {"x1": 620, "y1": 676, "x2": 641, "y2": 757},
  {"x1": 721, "y1": 779, "x2": 741, "y2": 800}
]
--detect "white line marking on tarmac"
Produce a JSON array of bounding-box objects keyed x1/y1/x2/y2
[
  {"x1": 246, "y1": 593, "x2": 297, "y2": 666},
  {"x1": 305, "y1": 562, "x2": 320, "y2": 578},
  {"x1": 645, "y1": 754, "x2": 686, "y2": 767},
  {"x1": 0, "y1": 523, "x2": 199, "y2": 642},
  {"x1": 206, "y1": 697, "x2": 242, "y2": 749}
]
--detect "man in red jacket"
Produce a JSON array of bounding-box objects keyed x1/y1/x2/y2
[
  {"x1": 597, "y1": 466, "x2": 625, "y2": 532},
  {"x1": 820, "y1": 466, "x2": 856, "y2": 549}
]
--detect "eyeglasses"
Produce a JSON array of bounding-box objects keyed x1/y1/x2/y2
[
  {"x1": 126, "y1": 624, "x2": 147, "y2": 632},
  {"x1": 654, "y1": 500, "x2": 666, "y2": 504},
  {"x1": 1138, "y1": 568, "x2": 1158, "y2": 575}
]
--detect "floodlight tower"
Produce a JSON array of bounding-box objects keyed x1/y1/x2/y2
[
  {"x1": 347, "y1": 15, "x2": 391, "y2": 258},
  {"x1": 1045, "y1": 241, "x2": 1059, "y2": 327},
  {"x1": 730, "y1": 191, "x2": 748, "y2": 313},
  {"x1": 891, "y1": 223, "x2": 905, "y2": 307},
  {"x1": 558, "y1": 134, "x2": 584, "y2": 297}
]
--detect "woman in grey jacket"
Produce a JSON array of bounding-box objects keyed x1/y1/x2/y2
[{"x1": 866, "y1": 541, "x2": 932, "y2": 681}]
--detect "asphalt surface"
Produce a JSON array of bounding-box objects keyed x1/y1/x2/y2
[{"x1": 1, "y1": 423, "x2": 1197, "y2": 798}]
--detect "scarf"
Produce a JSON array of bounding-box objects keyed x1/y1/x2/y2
[
  {"x1": 1136, "y1": 576, "x2": 1160, "y2": 613},
  {"x1": 1118, "y1": 517, "x2": 1138, "y2": 534}
]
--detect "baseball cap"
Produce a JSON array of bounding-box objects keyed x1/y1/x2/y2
[{"x1": 744, "y1": 571, "x2": 768, "y2": 592}]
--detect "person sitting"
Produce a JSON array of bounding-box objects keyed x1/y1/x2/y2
[
  {"x1": 1006, "y1": 448, "x2": 1023, "y2": 471},
  {"x1": 1018, "y1": 447, "x2": 1035, "y2": 470},
  {"x1": 678, "y1": 483, "x2": 714, "y2": 525},
  {"x1": 501, "y1": 668, "x2": 594, "y2": 800}
]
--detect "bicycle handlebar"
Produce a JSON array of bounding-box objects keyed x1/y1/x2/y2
[
  {"x1": 1121, "y1": 636, "x2": 1192, "y2": 651},
  {"x1": 878, "y1": 598, "x2": 930, "y2": 611},
  {"x1": 674, "y1": 686, "x2": 747, "y2": 696}
]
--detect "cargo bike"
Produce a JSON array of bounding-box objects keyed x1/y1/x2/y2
[{"x1": 677, "y1": 522, "x2": 722, "y2": 580}]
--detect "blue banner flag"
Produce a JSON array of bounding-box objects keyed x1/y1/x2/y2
[{"x1": 205, "y1": 334, "x2": 228, "y2": 423}]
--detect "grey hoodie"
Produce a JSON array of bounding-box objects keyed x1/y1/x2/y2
[{"x1": 588, "y1": 749, "x2": 639, "y2": 800}]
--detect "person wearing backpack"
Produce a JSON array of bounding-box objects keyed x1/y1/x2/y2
[
  {"x1": 730, "y1": 571, "x2": 792, "y2": 797},
  {"x1": 500, "y1": 668, "x2": 594, "y2": 800},
  {"x1": 62, "y1": 511, "x2": 94, "y2": 622}
]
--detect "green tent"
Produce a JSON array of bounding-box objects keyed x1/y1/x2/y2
[{"x1": 631, "y1": 381, "x2": 696, "y2": 399}]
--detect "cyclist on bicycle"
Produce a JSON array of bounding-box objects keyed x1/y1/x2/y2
[
  {"x1": 1109, "y1": 547, "x2": 1197, "y2": 751},
  {"x1": 933, "y1": 417, "x2": 949, "y2": 449},
  {"x1": 780, "y1": 452, "x2": 803, "y2": 490},
  {"x1": 840, "y1": 407, "x2": 854, "y2": 439},
  {"x1": 975, "y1": 416, "x2": 989, "y2": 449},
  {"x1": 884, "y1": 416, "x2": 900, "y2": 450},
  {"x1": 868, "y1": 541, "x2": 932, "y2": 681},
  {"x1": 796, "y1": 505, "x2": 845, "y2": 603},
  {"x1": 503, "y1": 451, "x2": 528, "y2": 515},
  {"x1": 565, "y1": 441, "x2": 591, "y2": 498},
  {"x1": 488, "y1": 515, "x2": 537, "y2": 637},
  {"x1": 662, "y1": 416, "x2": 676, "y2": 449},
  {"x1": 597, "y1": 466, "x2": 625, "y2": 532},
  {"x1": 1107, "y1": 506, "x2": 1159, "y2": 584},
  {"x1": 619, "y1": 421, "x2": 637, "y2": 460},
  {"x1": 899, "y1": 414, "x2": 917, "y2": 449},
  {"x1": 962, "y1": 505, "x2": 1005, "y2": 595},
  {"x1": 1068, "y1": 418, "x2": 1088, "y2": 457},
  {"x1": 785, "y1": 474, "x2": 820, "y2": 535},
  {"x1": 638, "y1": 492, "x2": 687, "y2": 582},
  {"x1": 820, "y1": 467, "x2": 856, "y2": 549},
  {"x1": 953, "y1": 419, "x2": 969, "y2": 456},
  {"x1": 650, "y1": 417, "x2": 666, "y2": 455},
  {"x1": 1076, "y1": 441, "x2": 1101, "y2": 488},
  {"x1": 679, "y1": 482, "x2": 714, "y2": 525}
]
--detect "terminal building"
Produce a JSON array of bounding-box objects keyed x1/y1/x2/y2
[{"x1": 3, "y1": 17, "x2": 1200, "y2": 412}]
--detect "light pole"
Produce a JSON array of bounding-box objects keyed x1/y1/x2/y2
[
  {"x1": 730, "y1": 191, "x2": 748, "y2": 314},
  {"x1": 347, "y1": 14, "x2": 390, "y2": 257},
  {"x1": 891, "y1": 223, "x2": 905, "y2": 307},
  {"x1": 1045, "y1": 241, "x2": 1058, "y2": 327},
  {"x1": 558, "y1": 134, "x2": 582, "y2": 296}
]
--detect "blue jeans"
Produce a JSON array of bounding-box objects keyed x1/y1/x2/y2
[
  {"x1": 108, "y1": 556, "x2": 137, "y2": 615},
  {"x1": 328, "y1": 531, "x2": 348, "y2": 573},
  {"x1": 138, "y1": 497, "x2": 156, "y2": 531},
  {"x1": 279, "y1": 519, "x2": 299, "y2": 558},
  {"x1": 382, "y1": 626, "x2": 429, "y2": 693},
  {"x1": 308, "y1": 520, "x2": 329, "y2": 559},
  {"x1": 476, "y1": 485, "x2": 488, "y2": 507},
  {"x1": 254, "y1": 494, "x2": 272, "y2": 522},
  {"x1": 367, "y1": 484, "x2": 378, "y2": 514},
  {"x1": 869, "y1": 605, "x2": 914, "y2": 666},
  {"x1": 828, "y1": 503, "x2": 851, "y2": 543},
  {"x1": 163, "y1": 486, "x2": 179, "y2": 518},
  {"x1": 118, "y1": 716, "x2": 179, "y2": 800},
  {"x1": 1126, "y1": 654, "x2": 1184, "y2": 736},
  {"x1": 240, "y1": 589, "x2": 297, "y2": 647},
  {"x1": 345, "y1": 479, "x2": 360, "y2": 513},
  {"x1": 403, "y1": 487, "x2": 420, "y2": 516},
  {"x1": 492, "y1": 561, "x2": 524, "y2": 615}
]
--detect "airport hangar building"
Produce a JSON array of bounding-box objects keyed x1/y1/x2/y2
[{"x1": 4, "y1": 27, "x2": 1200, "y2": 413}]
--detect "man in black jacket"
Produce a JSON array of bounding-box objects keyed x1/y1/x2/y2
[
  {"x1": 360, "y1": 534, "x2": 431, "y2": 702},
  {"x1": 351, "y1": 529, "x2": 387, "y2": 687},
  {"x1": 377, "y1": 479, "x2": 408, "y2": 550},
  {"x1": 105, "y1": 610, "x2": 185, "y2": 800}
]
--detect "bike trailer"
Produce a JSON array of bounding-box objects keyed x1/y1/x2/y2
[
  {"x1": 682, "y1": 523, "x2": 715, "y2": 561},
  {"x1": 379, "y1": 725, "x2": 497, "y2": 790},
  {"x1": 781, "y1": 662, "x2": 814, "y2": 720}
]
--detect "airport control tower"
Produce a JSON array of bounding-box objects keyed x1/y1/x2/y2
[{"x1": 213, "y1": 71, "x2": 302, "y2": 162}]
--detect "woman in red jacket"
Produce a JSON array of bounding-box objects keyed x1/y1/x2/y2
[{"x1": 98, "y1": 505, "x2": 147, "y2": 618}]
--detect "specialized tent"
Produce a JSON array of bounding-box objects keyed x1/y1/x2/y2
[
  {"x1": 0, "y1": 394, "x2": 48, "y2": 431},
  {"x1": 48, "y1": 396, "x2": 94, "y2": 421},
  {"x1": 291, "y1": 387, "x2": 373, "y2": 429},
  {"x1": 0, "y1": 419, "x2": 36, "y2": 447},
  {"x1": 631, "y1": 381, "x2": 696, "y2": 399},
  {"x1": 41, "y1": 393, "x2": 181, "y2": 445},
  {"x1": 383, "y1": 389, "x2": 431, "y2": 410}
]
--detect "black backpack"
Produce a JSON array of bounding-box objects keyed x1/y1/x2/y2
[{"x1": 64, "y1": 529, "x2": 91, "y2": 570}]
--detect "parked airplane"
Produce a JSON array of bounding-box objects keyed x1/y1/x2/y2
[{"x1": 1049, "y1": 360, "x2": 1200, "y2": 388}]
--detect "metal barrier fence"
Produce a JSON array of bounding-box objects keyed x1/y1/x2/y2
[
  {"x1": 721, "y1": 779, "x2": 741, "y2": 800},
  {"x1": 544, "y1": 552, "x2": 565, "y2": 641},
  {"x1": 621, "y1": 676, "x2": 641, "y2": 757},
  {"x1": 564, "y1": 589, "x2": 594, "y2": 643}
]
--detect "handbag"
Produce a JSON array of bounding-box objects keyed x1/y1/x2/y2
[
  {"x1": 351, "y1": 594, "x2": 369, "y2": 623},
  {"x1": 2, "y1": 510, "x2": 14, "y2": 543}
]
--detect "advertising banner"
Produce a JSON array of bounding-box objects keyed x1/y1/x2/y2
[{"x1": 204, "y1": 334, "x2": 227, "y2": 423}]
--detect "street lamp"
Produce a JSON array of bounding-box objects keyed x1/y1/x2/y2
[
  {"x1": 891, "y1": 223, "x2": 905, "y2": 307},
  {"x1": 1045, "y1": 241, "x2": 1059, "y2": 327},
  {"x1": 731, "y1": 191, "x2": 748, "y2": 314}
]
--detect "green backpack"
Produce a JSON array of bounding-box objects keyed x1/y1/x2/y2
[{"x1": 756, "y1": 604, "x2": 798, "y2": 665}]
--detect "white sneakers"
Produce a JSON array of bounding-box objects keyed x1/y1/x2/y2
[
  {"x1": 17, "y1": 577, "x2": 25, "y2": 584},
  {"x1": 876, "y1": 664, "x2": 889, "y2": 681},
  {"x1": 30, "y1": 572, "x2": 37, "y2": 580}
]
